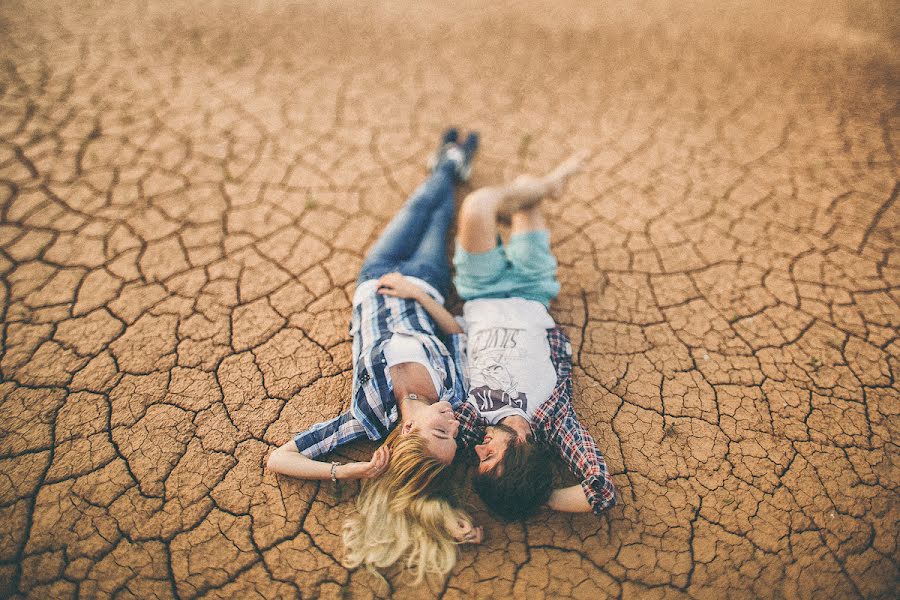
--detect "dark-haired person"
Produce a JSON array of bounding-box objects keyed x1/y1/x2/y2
[{"x1": 453, "y1": 152, "x2": 617, "y2": 520}]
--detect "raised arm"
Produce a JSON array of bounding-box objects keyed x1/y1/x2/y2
[{"x1": 376, "y1": 272, "x2": 463, "y2": 335}]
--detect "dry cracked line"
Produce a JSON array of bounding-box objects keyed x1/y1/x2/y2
[{"x1": 0, "y1": 1, "x2": 897, "y2": 598}]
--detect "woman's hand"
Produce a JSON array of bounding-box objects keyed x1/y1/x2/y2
[
  {"x1": 338, "y1": 446, "x2": 391, "y2": 480},
  {"x1": 376, "y1": 272, "x2": 423, "y2": 301},
  {"x1": 447, "y1": 515, "x2": 484, "y2": 545}
]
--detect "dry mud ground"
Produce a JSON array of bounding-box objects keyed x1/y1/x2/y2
[{"x1": 0, "y1": 1, "x2": 898, "y2": 598}]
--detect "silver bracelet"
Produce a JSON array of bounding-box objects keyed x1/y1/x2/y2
[{"x1": 330, "y1": 461, "x2": 340, "y2": 483}]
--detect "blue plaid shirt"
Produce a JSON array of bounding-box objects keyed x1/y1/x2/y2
[{"x1": 293, "y1": 278, "x2": 467, "y2": 457}]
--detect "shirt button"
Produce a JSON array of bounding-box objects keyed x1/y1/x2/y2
[{"x1": 359, "y1": 371, "x2": 370, "y2": 383}]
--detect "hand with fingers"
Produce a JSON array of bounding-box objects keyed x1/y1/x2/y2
[
  {"x1": 447, "y1": 515, "x2": 485, "y2": 545},
  {"x1": 339, "y1": 446, "x2": 392, "y2": 480},
  {"x1": 376, "y1": 272, "x2": 423, "y2": 301}
]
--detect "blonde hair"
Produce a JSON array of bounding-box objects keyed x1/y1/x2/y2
[{"x1": 342, "y1": 427, "x2": 471, "y2": 585}]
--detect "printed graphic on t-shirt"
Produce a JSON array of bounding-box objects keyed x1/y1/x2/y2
[
  {"x1": 468, "y1": 326, "x2": 529, "y2": 414},
  {"x1": 470, "y1": 384, "x2": 528, "y2": 413}
]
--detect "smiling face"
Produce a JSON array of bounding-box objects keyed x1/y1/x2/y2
[
  {"x1": 402, "y1": 400, "x2": 459, "y2": 465},
  {"x1": 473, "y1": 424, "x2": 517, "y2": 475}
]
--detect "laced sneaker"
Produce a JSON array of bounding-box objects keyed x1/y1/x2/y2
[
  {"x1": 457, "y1": 132, "x2": 479, "y2": 183},
  {"x1": 427, "y1": 128, "x2": 459, "y2": 171}
]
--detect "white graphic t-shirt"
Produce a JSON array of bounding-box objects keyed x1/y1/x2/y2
[{"x1": 462, "y1": 298, "x2": 557, "y2": 424}]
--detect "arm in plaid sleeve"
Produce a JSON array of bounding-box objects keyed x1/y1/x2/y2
[
  {"x1": 268, "y1": 411, "x2": 390, "y2": 481},
  {"x1": 539, "y1": 399, "x2": 617, "y2": 514},
  {"x1": 534, "y1": 327, "x2": 617, "y2": 514},
  {"x1": 445, "y1": 330, "x2": 486, "y2": 453},
  {"x1": 292, "y1": 410, "x2": 367, "y2": 458}
]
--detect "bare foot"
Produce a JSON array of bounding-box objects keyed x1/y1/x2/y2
[
  {"x1": 543, "y1": 149, "x2": 589, "y2": 197},
  {"x1": 499, "y1": 150, "x2": 589, "y2": 214}
]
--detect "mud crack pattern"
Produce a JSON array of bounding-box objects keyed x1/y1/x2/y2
[{"x1": 0, "y1": 1, "x2": 897, "y2": 598}]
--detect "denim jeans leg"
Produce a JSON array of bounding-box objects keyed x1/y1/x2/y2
[
  {"x1": 399, "y1": 175, "x2": 456, "y2": 297},
  {"x1": 357, "y1": 163, "x2": 456, "y2": 284}
]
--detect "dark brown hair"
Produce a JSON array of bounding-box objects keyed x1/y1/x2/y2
[{"x1": 472, "y1": 431, "x2": 554, "y2": 521}]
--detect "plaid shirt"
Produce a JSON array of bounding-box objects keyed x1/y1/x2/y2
[
  {"x1": 294, "y1": 279, "x2": 467, "y2": 457},
  {"x1": 455, "y1": 326, "x2": 617, "y2": 515}
]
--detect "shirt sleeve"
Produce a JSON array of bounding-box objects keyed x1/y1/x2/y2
[
  {"x1": 534, "y1": 327, "x2": 618, "y2": 514},
  {"x1": 537, "y1": 399, "x2": 617, "y2": 514},
  {"x1": 293, "y1": 410, "x2": 367, "y2": 459},
  {"x1": 454, "y1": 401, "x2": 487, "y2": 452}
]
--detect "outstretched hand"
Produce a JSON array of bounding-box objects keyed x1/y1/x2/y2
[
  {"x1": 339, "y1": 446, "x2": 391, "y2": 480},
  {"x1": 376, "y1": 272, "x2": 422, "y2": 300}
]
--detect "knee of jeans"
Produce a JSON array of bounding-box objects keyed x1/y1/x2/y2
[
  {"x1": 403, "y1": 263, "x2": 448, "y2": 284},
  {"x1": 358, "y1": 261, "x2": 395, "y2": 282}
]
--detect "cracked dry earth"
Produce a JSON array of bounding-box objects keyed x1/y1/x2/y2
[{"x1": 0, "y1": 1, "x2": 898, "y2": 598}]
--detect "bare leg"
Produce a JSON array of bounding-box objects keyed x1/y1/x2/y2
[
  {"x1": 510, "y1": 205, "x2": 547, "y2": 236},
  {"x1": 457, "y1": 151, "x2": 587, "y2": 253},
  {"x1": 502, "y1": 150, "x2": 588, "y2": 213},
  {"x1": 457, "y1": 187, "x2": 504, "y2": 253}
]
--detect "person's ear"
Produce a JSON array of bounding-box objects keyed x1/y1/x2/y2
[{"x1": 401, "y1": 420, "x2": 414, "y2": 435}]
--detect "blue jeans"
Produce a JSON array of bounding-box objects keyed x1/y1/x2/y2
[{"x1": 357, "y1": 162, "x2": 457, "y2": 297}]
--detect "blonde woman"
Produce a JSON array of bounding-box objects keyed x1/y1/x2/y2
[{"x1": 267, "y1": 129, "x2": 483, "y2": 584}]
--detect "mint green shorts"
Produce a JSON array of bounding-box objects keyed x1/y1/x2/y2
[{"x1": 453, "y1": 230, "x2": 560, "y2": 308}]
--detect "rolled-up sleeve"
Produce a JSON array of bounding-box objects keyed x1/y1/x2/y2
[
  {"x1": 537, "y1": 395, "x2": 618, "y2": 515},
  {"x1": 293, "y1": 410, "x2": 367, "y2": 458},
  {"x1": 581, "y1": 472, "x2": 618, "y2": 514}
]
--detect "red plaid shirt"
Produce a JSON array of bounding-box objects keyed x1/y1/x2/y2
[{"x1": 455, "y1": 326, "x2": 618, "y2": 514}]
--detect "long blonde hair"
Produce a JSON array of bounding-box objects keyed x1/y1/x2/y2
[{"x1": 342, "y1": 427, "x2": 471, "y2": 585}]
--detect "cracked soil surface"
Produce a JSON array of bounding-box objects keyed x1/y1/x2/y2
[{"x1": 1, "y1": 1, "x2": 898, "y2": 598}]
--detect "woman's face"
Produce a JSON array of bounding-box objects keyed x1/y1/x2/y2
[{"x1": 403, "y1": 400, "x2": 459, "y2": 464}]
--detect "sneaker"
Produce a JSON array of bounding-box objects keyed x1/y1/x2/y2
[
  {"x1": 427, "y1": 128, "x2": 459, "y2": 171},
  {"x1": 457, "y1": 132, "x2": 479, "y2": 183}
]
